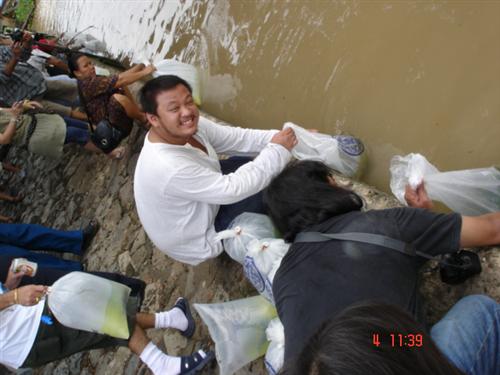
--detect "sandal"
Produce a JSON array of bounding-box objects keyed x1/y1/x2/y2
[
  {"x1": 174, "y1": 297, "x2": 196, "y2": 338},
  {"x1": 180, "y1": 350, "x2": 214, "y2": 375}
]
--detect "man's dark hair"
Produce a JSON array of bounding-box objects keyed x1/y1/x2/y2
[
  {"x1": 139, "y1": 75, "x2": 192, "y2": 115},
  {"x1": 281, "y1": 302, "x2": 466, "y2": 375},
  {"x1": 263, "y1": 160, "x2": 363, "y2": 242},
  {"x1": 67, "y1": 52, "x2": 85, "y2": 77}
]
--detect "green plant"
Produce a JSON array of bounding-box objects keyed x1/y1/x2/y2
[{"x1": 14, "y1": 0, "x2": 34, "y2": 25}]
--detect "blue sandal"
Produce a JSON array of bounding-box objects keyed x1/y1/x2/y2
[
  {"x1": 180, "y1": 350, "x2": 215, "y2": 374},
  {"x1": 174, "y1": 297, "x2": 196, "y2": 338}
]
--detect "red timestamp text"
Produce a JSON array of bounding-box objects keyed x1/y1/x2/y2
[{"x1": 372, "y1": 333, "x2": 424, "y2": 347}]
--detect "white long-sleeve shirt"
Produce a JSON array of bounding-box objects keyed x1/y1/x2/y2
[{"x1": 134, "y1": 116, "x2": 291, "y2": 265}]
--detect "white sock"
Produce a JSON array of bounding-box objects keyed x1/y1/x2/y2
[
  {"x1": 155, "y1": 307, "x2": 188, "y2": 331},
  {"x1": 140, "y1": 342, "x2": 181, "y2": 375}
]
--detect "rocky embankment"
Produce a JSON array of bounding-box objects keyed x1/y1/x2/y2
[{"x1": 2, "y1": 87, "x2": 498, "y2": 375}]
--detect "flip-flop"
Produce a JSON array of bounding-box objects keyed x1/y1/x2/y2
[
  {"x1": 174, "y1": 297, "x2": 196, "y2": 338},
  {"x1": 180, "y1": 350, "x2": 215, "y2": 375}
]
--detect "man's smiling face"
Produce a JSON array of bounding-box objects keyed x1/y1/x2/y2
[{"x1": 146, "y1": 83, "x2": 200, "y2": 145}]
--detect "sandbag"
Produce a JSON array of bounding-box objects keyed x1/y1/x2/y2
[
  {"x1": 390, "y1": 153, "x2": 500, "y2": 215},
  {"x1": 153, "y1": 59, "x2": 202, "y2": 105},
  {"x1": 48, "y1": 272, "x2": 131, "y2": 339},
  {"x1": 194, "y1": 296, "x2": 277, "y2": 375},
  {"x1": 283, "y1": 122, "x2": 365, "y2": 177},
  {"x1": 244, "y1": 238, "x2": 290, "y2": 303},
  {"x1": 216, "y1": 212, "x2": 277, "y2": 264},
  {"x1": 264, "y1": 318, "x2": 285, "y2": 375}
]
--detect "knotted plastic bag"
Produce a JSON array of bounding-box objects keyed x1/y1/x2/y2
[
  {"x1": 216, "y1": 212, "x2": 278, "y2": 264},
  {"x1": 244, "y1": 238, "x2": 290, "y2": 303},
  {"x1": 194, "y1": 295, "x2": 277, "y2": 375},
  {"x1": 283, "y1": 122, "x2": 366, "y2": 177},
  {"x1": 264, "y1": 318, "x2": 285, "y2": 375},
  {"x1": 390, "y1": 153, "x2": 500, "y2": 215},
  {"x1": 153, "y1": 59, "x2": 202, "y2": 105},
  {"x1": 48, "y1": 272, "x2": 131, "y2": 339}
]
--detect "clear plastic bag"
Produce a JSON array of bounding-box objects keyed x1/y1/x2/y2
[
  {"x1": 244, "y1": 238, "x2": 290, "y2": 303},
  {"x1": 390, "y1": 153, "x2": 500, "y2": 215},
  {"x1": 194, "y1": 296, "x2": 277, "y2": 375},
  {"x1": 283, "y1": 122, "x2": 365, "y2": 177},
  {"x1": 216, "y1": 213, "x2": 278, "y2": 264},
  {"x1": 153, "y1": 59, "x2": 202, "y2": 105},
  {"x1": 48, "y1": 272, "x2": 131, "y2": 339},
  {"x1": 264, "y1": 318, "x2": 285, "y2": 375}
]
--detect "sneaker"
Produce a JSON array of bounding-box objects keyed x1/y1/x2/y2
[
  {"x1": 174, "y1": 297, "x2": 196, "y2": 338},
  {"x1": 179, "y1": 350, "x2": 214, "y2": 375}
]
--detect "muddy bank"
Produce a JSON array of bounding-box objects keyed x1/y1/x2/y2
[{"x1": 2, "y1": 87, "x2": 498, "y2": 375}]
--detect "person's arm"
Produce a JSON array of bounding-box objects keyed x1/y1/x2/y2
[
  {"x1": 2, "y1": 42, "x2": 21, "y2": 77},
  {"x1": 168, "y1": 138, "x2": 293, "y2": 205},
  {"x1": 460, "y1": 213, "x2": 500, "y2": 248},
  {"x1": 405, "y1": 182, "x2": 500, "y2": 247},
  {"x1": 115, "y1": 64, "x2": 155, "y2": 88},
  {"x1": 0, "y1": 101, "x2": 23, "y2": 145},
  {"x1": 46, "y1": 56, "x2": 69, "y2": 73},
  {"x1": 0, "y1": 285, "x2": 47, "y2": 310},
  {"x1": 201, "y1": 116, "x2": 279, "y2": 155}
]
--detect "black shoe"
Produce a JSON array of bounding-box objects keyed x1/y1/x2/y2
[
  {"x1": 174, "y1": 297, "x2": 196, "y2": 338},
  {"x1": 82, "y1": 219, "x2": 99, "y2": 252},
  {"x1": 180, "y1": 350, "x2": 215, "y2": 375}
]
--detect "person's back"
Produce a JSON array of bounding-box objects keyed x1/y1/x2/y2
[{"x1": 273, "y1": 207, "x2": 461, "y2": 360}]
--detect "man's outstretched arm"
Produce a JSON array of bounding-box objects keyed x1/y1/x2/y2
[{"x1": 405, "y1": 183, "x2": 500, "y2": 248}]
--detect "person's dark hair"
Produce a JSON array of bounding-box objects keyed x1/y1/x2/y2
[
  {"x1": 281, "y1": 302, "x2": 466, "y2": 375},
  {"x1": 67, "y1": 52, "x2": 86, "y2": 77},
  {"x1": 139, "y1": 75, "x2": 192, "y2": 115},
  {"x1": 263, "y1": 160, "x2": 363, "y2": 242}
]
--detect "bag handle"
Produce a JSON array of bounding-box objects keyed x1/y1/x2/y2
[{"x1": 294, "y1": 231, "x2": 437, "y2": 262}]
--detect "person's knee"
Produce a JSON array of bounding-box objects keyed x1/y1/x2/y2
[{"x1": 456, "y1": 294, "x2": 499, "y2": 315}]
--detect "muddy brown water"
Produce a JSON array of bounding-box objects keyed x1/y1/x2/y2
[{"x1": 35, "y1": 0, "x2": 500, "y2": 193}]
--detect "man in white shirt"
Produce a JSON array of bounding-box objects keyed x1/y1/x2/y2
[{"x1": 134, "y1": 75, "x2": 297, "y2": 265}]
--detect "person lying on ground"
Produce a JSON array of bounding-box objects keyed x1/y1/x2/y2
[
  {"x1": 134, "y1": 75, "x2": 297, "y2": 265},
  {"x1": 67, "y1": 53, "x2": 154, "y2": 156},
  {"x1": 0, "y1": 263, "x2": 214, "y2": 375},
  {"x1": 263, "y1": 160, "x2": 500, "y2": 364},
  {"x1": 0, "y1": 32, "x2": 86, "y2": 120},
  {"x1": 283, "y1": 299, "x2": 499, "y2": 375},
  {"x1": 0, "y1": 219, "x2": 99, "y2": 274},
  {"x1": 0, "y1": 100, "x2": 124, "y2": 160}
]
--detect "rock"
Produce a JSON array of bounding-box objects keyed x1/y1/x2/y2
[
  {"x1": 107, "y1": 347, "x2": 133, "y2": 375},
  {"x1": 119, "y1": 251, "x2": 134, "y2": 274}
]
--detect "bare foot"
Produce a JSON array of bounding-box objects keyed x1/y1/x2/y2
[{"x1": 109, "y1": 146, "x2": 126, "y2": 160}]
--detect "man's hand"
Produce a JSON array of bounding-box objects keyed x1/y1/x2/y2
[
  {"x1": 404, "y1": 182, "x2": 434, "y2": 210},
  {"x1": 271, "y1": 127, "x2": 298, "y2": 151},
  {"x1": 10, "y1": 41, "x2": 22, "y2": 59},
  {"x1": 16, "y1": 285, "x2": 48, "y2": 306},
  {"x1": 10, "y1": 101, "x2": 24, "y2": 117}
]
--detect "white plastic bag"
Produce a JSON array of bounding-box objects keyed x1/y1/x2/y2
[
  {"x1": 283, "y1": 122, "x2": 365, "y2": 177},
  {"x1": 244, "y1": 238, "x2": 290, "y2": 303},
  {"x1": 48, "y1": 272, "x2": 131, "y2": 339},
  {"x1": 194, "y1": 296, "x2": 277, "y2": 375},
  {"x1": 153, "y1": 59, "x2": 201, "y2": 105},
  {"x1": 216, "y1": 213, "x2": 277, "y2": 264},
  {"x1": 390, "y1": 153, "x2": 500, "y2": 215},
  {"x1": 264, "y1": 318, "x2": 285, "y2": 375}
]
